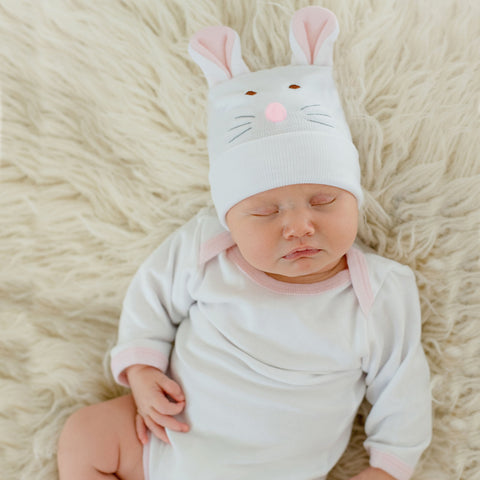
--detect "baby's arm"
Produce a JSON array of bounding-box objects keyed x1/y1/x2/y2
[
  {"x1": 126, "y1": 364, "x2": 189, "y2": 444},
  {"x1": 111, "y1": 215, "x2": 208, "y2": 441},
  {"x1": 361, "y1": 265, "x2": 432, "y2": 480}
]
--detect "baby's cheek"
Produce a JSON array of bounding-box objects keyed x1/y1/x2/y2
[
  {"x1": 335, "y1": 218, "x2": 358, "y2": 250},
  {"x1": 246, "y1": 246, "x2": 269, "y2": 269},
  {"x1": 243, "y1": 241, "x2": 275, "y2": 271}
]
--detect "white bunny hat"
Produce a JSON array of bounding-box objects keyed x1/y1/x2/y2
[{"x1": 189, "y1": 6, "x2": 362, "y2": 228}]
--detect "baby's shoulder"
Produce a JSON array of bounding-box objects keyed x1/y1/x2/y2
[
  {"x1": 188, "y1": 206, "x2": 230, "y2": 249},
  {"x1": 169, "y1": 206, "x2": 224, "y2": 241},
  {"x1": 194, "y1": 206, "x2": 226, "y2": 235},
  {"x1": 354, "y1": 241, "x2": 417, "y2": 299},
  {"x1": 354, "y1": 243, "x2": 423, "y2": 334}
]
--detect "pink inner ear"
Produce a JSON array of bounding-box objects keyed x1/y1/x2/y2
[
  {"x1": 190, "y1": 26, "x2": 236, "y2": 78},
  {"x1": 291, "y1": 8, "x2": 336, "y2": 64}
]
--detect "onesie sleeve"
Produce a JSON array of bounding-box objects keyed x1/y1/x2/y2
[
  {"x1": 362, "y1": 264, "x2": 432, "y2": 480},
  {"x1": 110, "y1": 214, "x2": 203, "y2": 386}
]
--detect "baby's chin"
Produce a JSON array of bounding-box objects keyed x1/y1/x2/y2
[{"x1": 266, "y1": 255, "x2": 348, "y2": 284}]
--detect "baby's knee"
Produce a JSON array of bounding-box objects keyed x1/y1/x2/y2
[
  {"x1": 58, "y1": 396, "x2": 143, "y2": 480},
  {"x1": 58, "y1": 405, "x2": 94, "y2": 453},
  {"x1": 58, "y1": 406, "x2": 88, "y2": 476},
  {"x1": 58, "y1": 402, "x2": 119, "y2": 474}
]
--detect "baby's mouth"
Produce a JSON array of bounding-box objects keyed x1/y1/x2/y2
[{"x1": 283, "y1": 247, "x2": 321, "y2": 260}]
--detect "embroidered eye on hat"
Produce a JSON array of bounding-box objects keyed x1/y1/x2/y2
[{"x1": 189, "y1": 6, "x2": 362, "y2": 228}]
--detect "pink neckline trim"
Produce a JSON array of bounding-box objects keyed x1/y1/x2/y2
[
  {"x1": 346, "y1": 247, "x2": 375, "y2": 316},
  {"x1": 199, "y1": 231, "x2": 236, "y2": 265},
  {"x1": 226, "y1": 246, "x2": 351, "y2": 295}
]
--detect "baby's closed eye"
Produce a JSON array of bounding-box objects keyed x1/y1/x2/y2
[
  {"x1": 250, "y1": 207, "x2": 279, "y2": 216},
  {"x1": 311, "y1": 194, "x2": 336, "y2": 206}
]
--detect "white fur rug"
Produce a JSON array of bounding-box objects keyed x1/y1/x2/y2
[{"x1": 1, "y1": 1, "x2": 479, "y2": 479}]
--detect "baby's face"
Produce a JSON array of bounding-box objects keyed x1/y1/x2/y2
[{"x1": 225, "y1": 184, "x2": 358, "y2": 284}]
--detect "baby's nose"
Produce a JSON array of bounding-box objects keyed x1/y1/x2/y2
[
  {"x1": 265, "y1": 102, "x2": 287, "y2": 123},
  {"x1": 283, "y1": 215, "x2": 315, "y2": 239}
]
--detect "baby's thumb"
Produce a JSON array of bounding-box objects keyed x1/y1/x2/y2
[{"x1": 161, "y1": 376, "x2": 186, "y2": 403}]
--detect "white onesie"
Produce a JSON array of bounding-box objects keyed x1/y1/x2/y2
[{"x1": 111, "y1": 207, "x2": 431, "y2": 480}]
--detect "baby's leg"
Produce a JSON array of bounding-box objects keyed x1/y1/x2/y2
[{"x1": 58, "y1": 394, "x2": 144, "y2": 480}]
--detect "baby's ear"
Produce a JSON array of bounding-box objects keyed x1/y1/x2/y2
[
  {"x1": 189, "y1": 26, "x2": 250, "y2": 87},
  {"x1": 289, "y1": 6, "x2": 339, "y2": 67}
]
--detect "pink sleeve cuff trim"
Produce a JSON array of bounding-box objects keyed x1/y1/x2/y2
[
  {"x1": 111, "y1": 347, "x2": 169, "y2": 387},
  {"x1": 370, "y1": 449, "x2": 414, "y2": 480}
]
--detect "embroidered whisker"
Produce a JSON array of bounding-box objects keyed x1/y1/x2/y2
[
  {"x1": 306, "y1": 113, "x2": 332, "y2": 117},
  {"x1": 229, "y1": 122, "x2": 252, "y2": 131},
  {"x1": 307, "y1": 120, "x2": 335, "y2": 128},
  {"x1": 228, "y1": 127, "x2": 253, "y2": 143},
  {"x1": 301, "y1": 104, "x2": 324, "y2": 110}
]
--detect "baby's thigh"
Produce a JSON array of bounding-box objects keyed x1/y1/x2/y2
[{"x1": 58, "y1": 394, "x2": 144, "y2": 480}]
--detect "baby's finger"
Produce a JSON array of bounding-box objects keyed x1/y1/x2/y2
[
  {"x1": 152, "y1": 394, "x2": 186, "y2": 416},
  {"x1": 149, "y1": 409, "x2": 190, "y2": 433},
  {"x1": 143, "y1": 415, "x2": 170, "y2": 444},
  {"x1": 135, "y1": 413, "x2": 149, "y2": 445},
  {"x1": 158, "y1": 376, "x2": 186, "y2": 403}
]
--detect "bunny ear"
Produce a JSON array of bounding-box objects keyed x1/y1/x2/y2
[
  {"x1": 189, "y1": 26, "x2": 250, "y2": 87},
  {"x1": 289, "y1": 7, "x2": 339, "y2": 67}
]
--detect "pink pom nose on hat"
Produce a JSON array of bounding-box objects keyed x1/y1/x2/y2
[
  {"x1": 265, "y1": 102, "x2": 288, "y2": 123},
  {"x1": 189, "y1": 6, "x2": 363, "y2": 228}
]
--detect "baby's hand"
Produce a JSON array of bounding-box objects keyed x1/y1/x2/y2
[{"x1": 126, "y1": 365, "x2": 189, "y2": 445}]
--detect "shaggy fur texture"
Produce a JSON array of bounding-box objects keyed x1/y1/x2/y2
[{"x1": 1, "y1": 1, "x2": 479, "y2": 479}]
